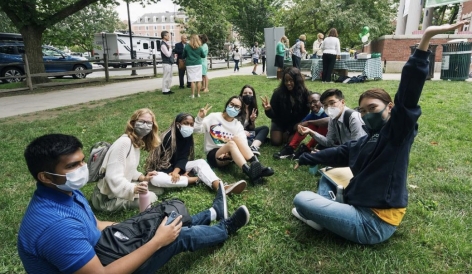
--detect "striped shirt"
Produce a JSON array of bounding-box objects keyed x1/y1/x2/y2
[{"x1": 18, "y1": 183, "x2": 100, "y2": 273}]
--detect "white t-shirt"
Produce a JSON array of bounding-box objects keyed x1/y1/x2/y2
[
  {"x1": 321, "y1": 37, "x2": 341, "y2": 55},
  {"x1": 194, "y1": 112, "x2": 245, "y2": 154}
]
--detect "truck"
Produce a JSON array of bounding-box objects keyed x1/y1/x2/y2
[{"x1": 93, "y1": 33, "x2": 162, "y2": 68}]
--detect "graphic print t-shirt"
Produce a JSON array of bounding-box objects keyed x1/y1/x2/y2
[{"x1": 194, "y1": 112, "x2": 245, "y2": 154}]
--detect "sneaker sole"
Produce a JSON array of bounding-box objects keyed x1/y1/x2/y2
[
  {"x1": 238, "y1": 205, "x2": 250, "y2": 226},
  {"x1": 252, "y1": 150, "x2": 261, "y2": 156},
  {"x1": 219, "y1": 182, "x2": 228, "y2": 220},
  {"x1": 291, "y1": 207, "x2": 323, "y2": 231},
  {"x1": 225, "y1": 180, "x2": 247, "y2": 195},
  {"x1": 273, "y1": 154, "x2": 294, "y2": 160}
]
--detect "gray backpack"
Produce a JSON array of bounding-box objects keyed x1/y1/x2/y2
[
  {"x1": 87, "y1": 141, "x2": 111, "y2": 183},
  {"x1": 87, "y1": 140, "x2": 133, "y2": 183}
]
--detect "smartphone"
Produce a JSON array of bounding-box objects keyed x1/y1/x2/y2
[{"x1": 165, "y1": 211, "x2": 181, "y2": 226}]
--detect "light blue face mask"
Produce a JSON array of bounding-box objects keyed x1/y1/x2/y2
[
  {"x1": 44, "y1": 164, "x2": 89, "y2": 192},
  {"x1": 179, "y1": 125, "x2": 194, "y2": 138},
  {"x1": 226, "y1": 106, "x2": 240, "y2": 118},
  {"x1": 315, "y1": 107, "x2": 324, "y2": 117}
]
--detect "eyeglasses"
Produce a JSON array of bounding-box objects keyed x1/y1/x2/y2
[
  {"x1": 228, "y1": 102, "x2": 242, "y2": 111},
  {"x1": 307, "y1": 100, "x2": 320, "y2": 106},
  {"x1": 136, "y1": 120, "x2": 153, "y2": 126},
  {"x1": 323, "y1": 100, "x2": 340, "y2": 108}
]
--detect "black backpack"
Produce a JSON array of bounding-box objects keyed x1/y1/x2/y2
[
  {"x1": 343, "y1": 108, "x2": 360, "y2": 134},
  {"x1": 95, "y1": 199, "x2": 191, "y2": 271}
]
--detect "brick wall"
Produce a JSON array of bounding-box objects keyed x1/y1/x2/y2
[{"x1": 363, "y1": 35, "x2": 471, "y2": 62}]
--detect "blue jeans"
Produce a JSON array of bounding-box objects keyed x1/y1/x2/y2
[
  {"x1": 234, "y1": 60, "x2": 239, "y2": 71},
  {"x1": 293, "y1": 178, "x2": 397, "y2": 244},
  {"x1": 136, "y1": 210, "x2": 228, "y2": 273}
]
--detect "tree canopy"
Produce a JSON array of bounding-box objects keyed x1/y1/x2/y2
[{"x1": 43, "y1": 4, "x2": 125, "y2": 54}]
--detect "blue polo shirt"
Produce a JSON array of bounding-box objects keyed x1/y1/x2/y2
[
  {"x1": 301, "y1": 109, "x2": 328, "y2": 122},
  {"x1": 18, "y1": 183, "x2": 101, "y2": 273}
]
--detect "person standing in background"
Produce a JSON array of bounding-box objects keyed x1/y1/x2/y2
[
  {"x1": 261, "y1": 46, "x2": 267, "y2": 75},
  {"x1": 173, "y1": 35, "x2": 190, "y2": 89},
  {"x1": 321, "y1": 28, "x2": 340, "y2": 83},
  {"x1": 233, "y1": 47, "x2": 241, "y2": 72},
  {"x1": 200, "y1": 34, "x2": 210, "y2": 93},
  {"x1": 251, "y1": 42, "x2": 261, "y2": 75},
  {"x1": 312, "y1": 33, "x2": 324, "y2": 59},
  {"x1": 291, "y1": 35, "x2": 306, "y2": 70},
  {"x1": 183, "y1": 35, "x2": 206, "y2": 98},
  {"x1": 160, "y1": 31, "x2": 174, "y2": 95},
  {"x1": 275, "y1": 36, "x2": 288, "y2": 80}
]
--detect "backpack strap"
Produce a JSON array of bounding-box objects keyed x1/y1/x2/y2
[{"x1": 343, "y1": 108, "x2": 355, "y2": 134}]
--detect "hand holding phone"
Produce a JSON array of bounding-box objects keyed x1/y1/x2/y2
[{"x1": 165, "y1": 211, "x2": 181, "y2": 226}]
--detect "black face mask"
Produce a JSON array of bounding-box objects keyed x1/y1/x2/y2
[
  {"x1": 362, "y1": 105, "x2": 388, "y2": 132},
  {"x1": 242, "y1": 95, "x2": 253, "y2": 105}
]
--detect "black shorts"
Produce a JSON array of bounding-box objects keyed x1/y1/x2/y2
[
  {"x1": 275, "y1": 55, "x2": 284, "y2": 69},
  {"x1": 206, "y1": 148, "x2": 219, "y2": 168}
]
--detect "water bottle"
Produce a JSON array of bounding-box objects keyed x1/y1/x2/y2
[
  {"x1": 139, "y1": 185, "x2": 151, "y2": 212},
  {"x1": 335, "y1": 185, "x2": 344, "y2": 203}
]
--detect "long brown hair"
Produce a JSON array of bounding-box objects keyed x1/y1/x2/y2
[
  {"x1": 328, "y1": 28, "x2": 338, "y2": 37},
  {"x1": 125, "y1": 108, "x2": 161, "y2": 152}
]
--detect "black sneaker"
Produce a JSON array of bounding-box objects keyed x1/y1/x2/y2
[
  {"x1": 252, "y1": 71, "x2": 257, "y2": 75},
  {"x1": 260, "y1": 166, "x2": 275, "y2": 177},
  {"x1": 273, "y1": 145, "x2": 295, "y2": 159},
  {"x1": 212, "y1": 181, "x2": 228, "y2": 221},
  {"x1": 250, "y1": 145, "x2": 261, "y2": 156},
  {"x1": 243, "y1": 162, "x2": 262, "y2": 181},
  {"x1": 293, "y1": 144, "x2": 311, "y2": 160},
  {"x1": 224, "y1": 206, "x2": 250, "y2": 235}
]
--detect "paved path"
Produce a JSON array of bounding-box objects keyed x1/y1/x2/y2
[{"x1": 0, "y1": 65, "x2": 466, "y2": 119}]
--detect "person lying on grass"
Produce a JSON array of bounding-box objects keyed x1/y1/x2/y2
[
  {"x1": 17, "y1": 133, "x2": 251, "y2": 273},
  {"x1": 292, "y1": 21, "x2": 468, "y2": 244},
  {"x1": 145, "y1": 112, "x2": 247, "y2": 195},
  {"x1": 194, "y1": 96, "x2": 275, "y2": 185}
]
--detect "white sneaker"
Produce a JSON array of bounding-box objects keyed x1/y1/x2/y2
[
  {"x1": 224, "y1": 180, "x2": 247, "y2": 195},
  {"x1": 291, "y1": 208, "x2": 323, "y2": 231}
]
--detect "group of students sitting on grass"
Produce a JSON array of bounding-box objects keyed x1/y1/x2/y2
[{"x1": 16, "y1": 22, "x2": 466, "y2": 273}]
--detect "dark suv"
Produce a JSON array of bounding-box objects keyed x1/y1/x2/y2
[{"x1": 0, "y1": 42, "x2": 93, "y2": 83}]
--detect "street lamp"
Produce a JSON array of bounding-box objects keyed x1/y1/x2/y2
[{"x1": 126, "y1": 0, "x2": 137, "y2": 76}]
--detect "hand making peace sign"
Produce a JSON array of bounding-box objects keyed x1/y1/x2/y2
[
  {"x1": 250, "y1": 108, "x2": 258, "y2": 122},
  {"x1": 260, "y1": 95, "x2": 271, "y2": 111},
  {"x1": 198, "y1": 103, "x2": 212, "y2": 118}
]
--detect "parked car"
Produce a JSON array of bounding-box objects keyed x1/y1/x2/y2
[{"x1": 0, "y1": 42, "x2": 93, "y2": 83}]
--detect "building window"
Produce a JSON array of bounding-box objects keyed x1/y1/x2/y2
[
  {"x1": 163, "y1": 25, "x2": 166, "y2": 30},
  {"x1": 145, "y1": 17, "x2": 149, "y2": 22},
  {"x1": 145, "y1": 26, "x2": 148, "y2": 30},
  {"x1": 154, "y1": 26, "x2": 157, "y2": 30},
  {"x1": 153, "y1": 16, "x2": 156, "y2": 22}
]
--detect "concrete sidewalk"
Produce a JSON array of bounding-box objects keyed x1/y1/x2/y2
[{"x1": 0, "y1": 65, "x2": 466, "y2": 119}]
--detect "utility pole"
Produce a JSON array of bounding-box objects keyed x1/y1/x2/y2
[{"x1": 127, "y1": 0, "x2": 137, "y2": 76}]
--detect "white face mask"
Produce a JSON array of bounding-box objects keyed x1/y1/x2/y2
[
  {"x1": 44, "y1": 164, "x2": 89, "y2": 192},
  {"x1": 179, "y1": 125, "x2": 194, "y2": 138},
  {"x1": 326, "y1": 107, "x2": 341, "y2": 120}
]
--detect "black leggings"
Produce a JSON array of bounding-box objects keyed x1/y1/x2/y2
[
  {"x1": 292, "y1": 55, "x2": 301, "y2": 70},
  {"x1": 322, "y1": 53, "x2": 337, "y2": 82},
  {"x1": 247, "y1": 126, "x2": 269, "y2": 146}
]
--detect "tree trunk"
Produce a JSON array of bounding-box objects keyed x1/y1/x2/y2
[{"x1": 20, "y1": 26, "x2": 50, "y2": 84}]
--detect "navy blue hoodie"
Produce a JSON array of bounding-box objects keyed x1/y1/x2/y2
[{"x1": 298, "y1": 49, "x2": 429, "y2": 208}]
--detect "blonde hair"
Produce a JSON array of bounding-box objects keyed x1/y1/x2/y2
[
  {"x1": 125, "y1": 108, "x2": 161, "y2": 152},
  {"x1": 317, "y1": 33, "x2": 324, "y2": 39},
  {"x1": 299, "y1": 34, "x2": 306, "y2": 40},
  {"x1": 281, "y1": 36, "x2": 287, "y2": 42},
  {"x1": 189, "y1": 34, "x2": 202, "y2": 49}
]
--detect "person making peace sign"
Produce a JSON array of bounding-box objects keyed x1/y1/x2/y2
[{"x1": 193, "y1": 97, "x2": 275, "y2": 185}]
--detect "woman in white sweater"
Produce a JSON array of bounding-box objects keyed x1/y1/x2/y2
[
  {"x1": 194, "y1": 96, "x2": 275, "y2": 185},
  {"x1": 91, "y1": 108, "x2": 161, "y2": 212},
  {"x1": 321, "y1": 28, "x2": 341, "y2": 83}
]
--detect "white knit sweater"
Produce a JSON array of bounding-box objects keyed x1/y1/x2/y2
[{"x1": 97, "y1": 134, "x2": 142, "y2": 201}]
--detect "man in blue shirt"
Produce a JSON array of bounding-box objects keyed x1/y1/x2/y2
[{"x1": 18, "y1": 134, "x2": 250, "y2": 273}]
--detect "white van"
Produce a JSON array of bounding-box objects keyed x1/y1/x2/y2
[{"x1": 93, "y1": 33, "x2": 162, "y2": 68}]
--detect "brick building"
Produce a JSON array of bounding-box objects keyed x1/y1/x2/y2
[{"x1": 131, "y1": 11, "x2": 187, "y2": 46}]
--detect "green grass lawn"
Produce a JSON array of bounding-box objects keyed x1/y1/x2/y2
[{"x1": 0, "y1": 76, "x2": 471, "y2": 273}]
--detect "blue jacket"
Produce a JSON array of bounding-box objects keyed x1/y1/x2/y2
[{"x1": 299, "y1": 49, "x2": 430, "y2": 208}]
